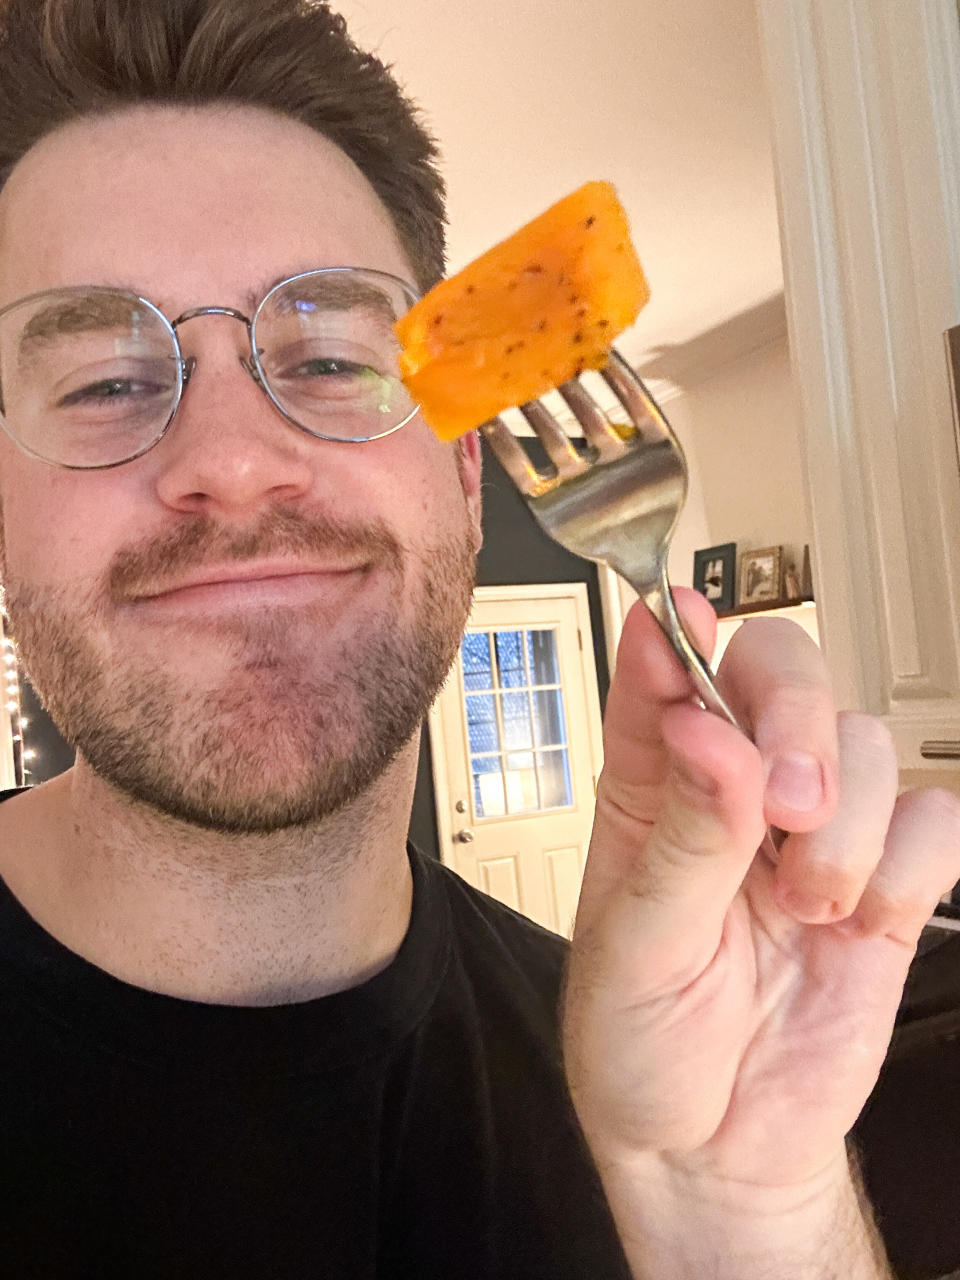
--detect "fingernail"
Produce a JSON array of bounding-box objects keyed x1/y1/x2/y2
[{"x1": 767, "y1": 752, "x2": 824, "y2": 812}]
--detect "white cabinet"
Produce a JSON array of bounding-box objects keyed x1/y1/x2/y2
[{"x1": 757, "y1": 0, "x2": 960, "y2": 770}]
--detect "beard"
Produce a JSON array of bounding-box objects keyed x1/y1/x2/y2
[{"x1": 1, "y1": 503, "x2": 476, "y2": 834}]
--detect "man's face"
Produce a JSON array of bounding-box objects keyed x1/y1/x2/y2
[{"x1": 0, "y1": 105, "x2": 481, "y2": 833}]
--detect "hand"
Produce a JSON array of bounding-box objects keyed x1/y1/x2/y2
[{"x1": 563, "y1": 590, "x2": 960, "y2": 1274}]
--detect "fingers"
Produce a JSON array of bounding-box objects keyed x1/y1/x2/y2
[
  {"x1": 851, "y1": 786, "x2": 960, "y2": 944},
  {"x1": 773, "y1": 712, "x2": 898, "y2": 923},
  {"x1": 718, "y1": 618, "x2": 839, "y2": 833},
  {"x1": 576, "y1": 698, "x2": 766, "y2": 995},
  {"x1": 605, "y1": 600, "x2": 838, "y2": 839},
  {"x1": 585, "y1": 594, "x2": 841, "y2": 972},
  {"x1": 597, "y1": 591, "x2": 716, "y2": 828},
  {"x1": 773, "y1": 711, "x2": 960, "y2": 940}
]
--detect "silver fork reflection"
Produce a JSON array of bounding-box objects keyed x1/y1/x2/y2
[{"x1": 481, "y1": 350, "x2": 739, "y2": 727}]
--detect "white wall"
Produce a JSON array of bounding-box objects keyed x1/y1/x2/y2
[
  {"x1": 667, "y1": 333, "x2": 811, "y2": 590},
  {"x1": 615, "y1": 330, "x2": 812, "y2": 629}
]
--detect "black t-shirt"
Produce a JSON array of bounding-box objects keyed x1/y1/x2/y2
[
  {"x1": 0, "y1": 789, "x2": 630, "y2": 1279},
  {"x1": 5, "y1": 784, "x2": 960, "y2": 1280}
]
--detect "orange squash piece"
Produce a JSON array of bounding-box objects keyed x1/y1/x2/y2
[{"x1": 395, "y1": 180, "x2": 649, "y2": 441}]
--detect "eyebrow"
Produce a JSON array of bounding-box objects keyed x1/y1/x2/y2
[
  {"x1": 13, "y1": 273, "x2": 409, "y2": 357},
  {"x1": 264, "y1": 275, "x2": 403, "y2": 321},
  {"x1": 18, "y1": 293, "x2": 144, "y2": 350}
]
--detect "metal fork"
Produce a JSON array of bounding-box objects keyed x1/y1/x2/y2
[
  {"x1": 480, "y1": 349, "x2": 739, "y2": 728},
  {"x1": 482, "y1": 354, "x2": 960, "y2": 933}
]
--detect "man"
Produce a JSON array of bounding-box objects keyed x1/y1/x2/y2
[{"x1": 0, "y1": 1, "x2": 956, "y2": 1276}]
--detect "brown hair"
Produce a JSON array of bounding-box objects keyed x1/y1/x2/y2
[{"x1": 0, "y1": 0, "x2": 446, "y2": 289}]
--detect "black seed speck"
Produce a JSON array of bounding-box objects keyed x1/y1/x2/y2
[
  {"x1": 465, "y1": 284, "x2": 475, "y2": 294},
  {"x1": 572, "y1": 331, "x2": 584, "y2": 344},
  {"x1": 575, "y1": 360, "x2": 586, "y2": 377},
  {"x1": 584, "y1": 215, "x2": 596, "y2": 227},
  {"x1": 537, "y1": 319, "x2": 548, "y2": 332},
  {"x1": 525, "y1": 263, "x2": 544, "y2": 274},
  {"x1": 432, "y1": 314, "x2": 443, "y2": 325},
  {"x1": 576, "y1": 307, "x2": 588, "y2": 319},
  {"x1": 597, "y1": 319, "x2": 610, "y2": 329}
]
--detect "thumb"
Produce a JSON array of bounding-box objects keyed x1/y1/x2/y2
[{"x1": 574, "y1": 699, "x2": 767, "y2": 999}]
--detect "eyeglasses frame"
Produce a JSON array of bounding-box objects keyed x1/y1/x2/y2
[{"x1": 0, "y1": 266, "x2": 423, "y2": 470}]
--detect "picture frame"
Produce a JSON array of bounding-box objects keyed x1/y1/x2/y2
[
  {"x1": 738, "y1": 546, "x2": 783, "y2": 607},
  {"x1": 692, "y1": 542, "x2": 737, "y2": 613}
]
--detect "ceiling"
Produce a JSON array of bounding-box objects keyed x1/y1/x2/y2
[{"x1": 333, "y1": 0, "x2": 786, "y2": 394}]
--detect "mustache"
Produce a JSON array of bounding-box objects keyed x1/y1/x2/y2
[{"x1": 108, "y1": 507, "x2": 404, "y2": 601}]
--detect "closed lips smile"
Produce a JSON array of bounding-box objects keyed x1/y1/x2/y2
[{"x1": 129, "y1": 562, "x2": 367, "y2": 611}]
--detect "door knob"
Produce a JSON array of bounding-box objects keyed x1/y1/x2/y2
[{"x1": 455, "y1": 829, "x2": 475, "y2": 843}]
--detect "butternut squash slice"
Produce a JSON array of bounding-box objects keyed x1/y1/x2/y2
[{"x1": 395, "y1": 180, "x2": 649, "y2": 441}]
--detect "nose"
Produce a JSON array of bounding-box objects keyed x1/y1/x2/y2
[{"x1": 151, "y1": 317, "x2": 317, "y2": 518}]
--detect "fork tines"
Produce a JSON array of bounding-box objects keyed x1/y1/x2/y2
[{"x1": 480, "y1": 350, "x2": 669, "y2": 497}]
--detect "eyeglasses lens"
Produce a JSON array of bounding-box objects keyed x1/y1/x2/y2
[
  {"x1": 252, "y1": 271, "x2": 416, "y2": 443},
  {"x1": 0, "y1": 288, "x2": 181, "y2": 468}
]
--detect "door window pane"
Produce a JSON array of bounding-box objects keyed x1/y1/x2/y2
[
  {"x1": 501, "y1": 690, "x2": 534, "y2": 749},
  {"x1": 527, "y1": 629, "x2": 560, "y2": 685},
  {"x1": 472, "y1": 754, "x2": 506, "y2": 818},
  {"x1": 533, "y1": 689, "x2": 567, "y2": 748},
  {"x1": 537, "y1": 749, "x2": 573, "y2": 809},
  {"x1": 462, "y1": 631, "x2": 493, "y2": 691},
  {"x1": 466, "y1": 693, "x2": 500, "y2": 754},
  {"x1": 505, "y1": 750, "x2": 539, "y2": 813},
  {"x1": 495, "y1": 631, "x2": 526, "y2": 687}
]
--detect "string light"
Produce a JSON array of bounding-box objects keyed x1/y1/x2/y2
[{"x1": 0, "y1": 607, "x2": 34, "y2": 786}]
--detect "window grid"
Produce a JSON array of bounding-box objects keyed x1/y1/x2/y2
[{"x1": 461, "y1": 626, "x2": 573, "y2": 821}]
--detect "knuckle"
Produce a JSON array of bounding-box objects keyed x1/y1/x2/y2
[
  {"x1": 897, "y1": 785, "x2": 960, "y2": 835},
  {"x1": 837, "y1": 710, "x2": 895, "y2": 759},
  {"x1": 762, "y1": 679, "x2": 834, "y2": 731},
  {"x1": 704, "y1": 740, "x2": 764, "y2": 801},
  {"x1": 857, "y1": 882, "x2": 931, "y2": 935}
]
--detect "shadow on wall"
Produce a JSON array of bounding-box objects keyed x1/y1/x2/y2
[{"x1": 638, "y1": 293, "x2": 787, "y2": 391}]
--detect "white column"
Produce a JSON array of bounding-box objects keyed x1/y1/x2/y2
[{"x1": 756, "y1": 0, "x2": 960, "y2": 769}]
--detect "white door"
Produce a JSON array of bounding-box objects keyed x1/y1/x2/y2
[{"x1": 429, "y1": 584, "x2": 604, "y2": 936}]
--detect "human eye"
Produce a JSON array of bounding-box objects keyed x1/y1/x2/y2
[
  {"x1": 266, "y1": 342, "x2": 397, "y2": 408},
  {"x1": 59, "y1": 376, "x2": 158, "y2": 406},
  {"x1": 51, "y1": 359, "x2": 178, "y2": 422},
  {"x1": 287, "y1": 355, "x2": 373, "y2": 381}
]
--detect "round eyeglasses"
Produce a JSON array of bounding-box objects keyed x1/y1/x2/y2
[{"x1": 0, "y1": 267, "x2": 422, "y2": 469}]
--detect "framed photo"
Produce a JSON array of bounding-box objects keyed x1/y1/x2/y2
[
  {"x1": 692, "y1": 542, "x2": 736, "y2": 613},
  {"x1": 738, "y1": 546, "x2": 783, "y2": 606}
]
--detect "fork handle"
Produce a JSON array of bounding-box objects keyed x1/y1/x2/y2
[
  {"x1": 636, "y1": 571, "x2": 786, "y2": 866},
  {"x1": 638, "y1": 573, "x2": 741, "y2": 728},
  {"x1": 636, "y1": 573, "x2": 784, "y2": 868}
]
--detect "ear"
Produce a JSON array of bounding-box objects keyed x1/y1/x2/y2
[{"x1": 455, "y1": 431, "x2": 484, "y2": 553}]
